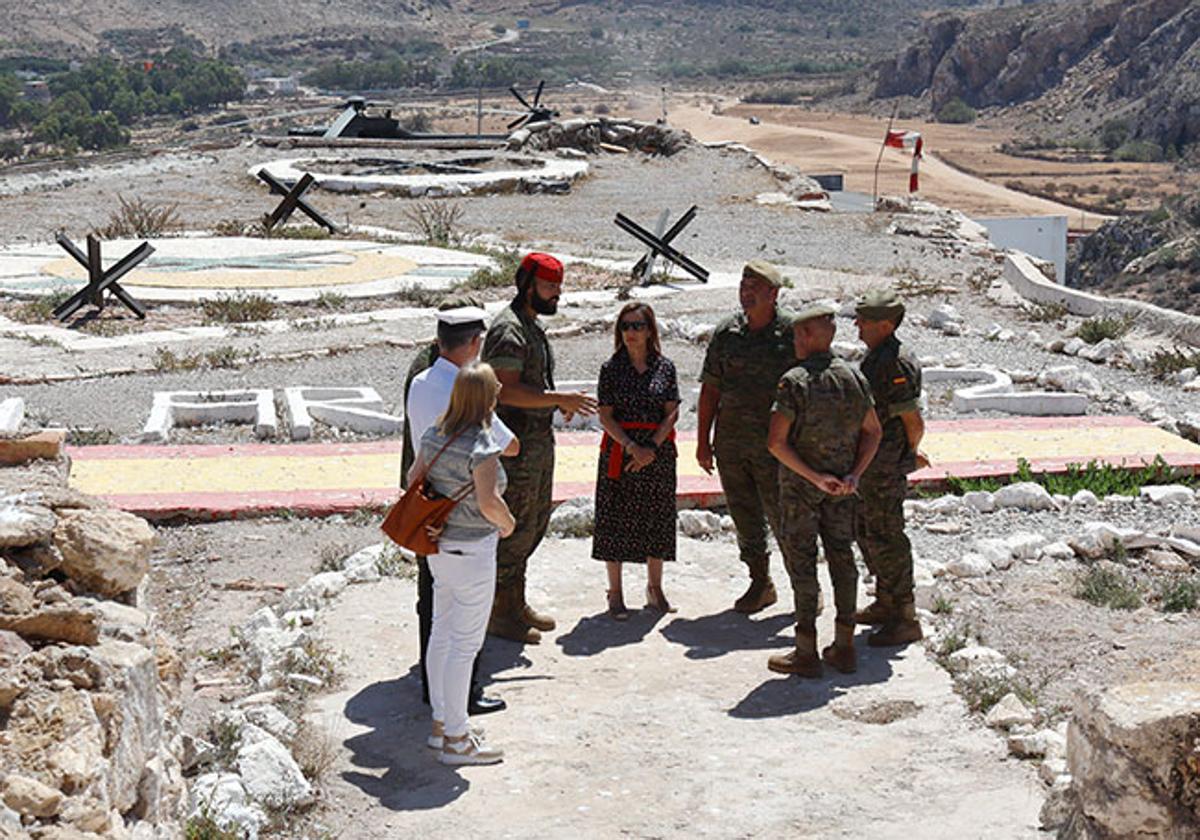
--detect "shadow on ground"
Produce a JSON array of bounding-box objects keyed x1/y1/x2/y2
[
  {"x1": 340, "y1": 676, "x2": 472, "y2": 811},
  {"x1": 659, "y1": 607, "x2": 795, "y2": 659},
  {"x1": 556, "y1": 608, "x2": 666, "y2": 656},
  {"x1": 728, "y1": 634, "x2": 904, "y2": 718}
]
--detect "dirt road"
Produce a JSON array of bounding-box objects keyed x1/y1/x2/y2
[
  {"x1": 666, "y1": 103, "x2": 1106, "y2": 229},
  {"x1": 312, "y1": 538, "x2": 1043, "y2": 838}
]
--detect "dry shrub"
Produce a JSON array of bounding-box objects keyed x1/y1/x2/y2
[{"x1": 95, "y1": 195, "x2": 181, "y2": 238}]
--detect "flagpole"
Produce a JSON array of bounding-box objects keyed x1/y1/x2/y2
[{"x1": 873, "y1": 100, "x2": 899, "y2": 208}]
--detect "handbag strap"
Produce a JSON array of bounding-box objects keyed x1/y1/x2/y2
[{"x1": 409, "y1": 427, "x2": 466, "y2": 488}]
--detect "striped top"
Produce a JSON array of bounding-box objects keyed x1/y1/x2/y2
[{"x1": 418, "y1": 422, "x2": 508, "y2": 543}]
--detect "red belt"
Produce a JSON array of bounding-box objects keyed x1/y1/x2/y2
[{"x1": 601, "y1": 422, "x2": 674, "y2": 480}]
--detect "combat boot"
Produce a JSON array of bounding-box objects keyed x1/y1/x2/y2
[
  {"x1": 519, "y1": 592, "x2": 556, "y2": 633},
  {"x1": 734, "y1": 559, "x2": 777, "y2": 614},
  {"x1": 854, "y1": 593, "x2": 894, "y2": 626},
  {"x1": 767, "y1": 626, "x2": 822, "y2": 678},
  {"x1": 868, "y1": 599, "x2": 923, "y2": 647},
  {"x1": 821, "y1": 619, "x2": 857, "y2": 674},
  {"x1": 487, "y1": 585, "x2": 541, "y2": 644}
]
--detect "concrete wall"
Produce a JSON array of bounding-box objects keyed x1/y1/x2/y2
[
  {"x1": 979, "y1": 216, "x2": 1068, "y2": 283},
  {"x1": 1004, "y1": 253, "x2": 1200, "y2": 348}
]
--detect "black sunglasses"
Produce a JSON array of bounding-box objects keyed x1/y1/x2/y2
[{"x1": 619, "y1": 320, "x2": 648, "y2": 332}]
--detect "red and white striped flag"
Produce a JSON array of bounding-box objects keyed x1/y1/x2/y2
[{"x1": 884, "y1": 129, "x2": 924, "y2": 193}]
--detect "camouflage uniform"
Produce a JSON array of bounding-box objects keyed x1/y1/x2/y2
[
  {"x1": 858, "y1": 334, "x2": 922, "y2": 608},
  {"x1": 700, "y1": 308, "x2": 796, "y2": 582},
  {"x1": 482, "y1": 302, "x2": 556, "y2": 593},
  {"x1": 772, "y1": 352, "x2": 874, "y2": 628}
]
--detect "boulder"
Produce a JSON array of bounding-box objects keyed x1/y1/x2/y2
[
  {"x1": 1140, "y1": 485, "x2": 1194, "y2": 505},
  {"x1": 973, "y1": 538, "x2": 1012, "y2": 569},
  {"x1": 0, "y1": 504, "x2": 56, "y2": 549},
  {"x1": 678, "y1": 510, "x2": 723, "y2": 539},
  {"x1": 1070, "y1": 489, "x2": 1099, "y2": 508},
  {"x1": 53, "y1": 509, "x2": 156, "y2": 597},
  {"x1": 994, "y1": 482, "x2": 1056, "y2": 511},
  {"x1": 243, "y1": 704, "x2": 297, "y2": 743},
  {"x1": 1038, "y1": 366, "x2": 1103, "y2": 397},
  {"x1": 946, "y1": 553, "x2": 991, "y2": 578},
  {"x1": 1005, "y1": 531, "x2": 1049, "y2": 560},
  {"x1": 1040, "y1": 541, "x2": 1076, "y2": 560},
  {"x1": 985, "y1": 692, "x2": 1034, "y2": 730},
  {"x1": 1146, "y1": 549, "x2": 1191, "y2": 574},
  {"x1": 548, "y1": 497, "x2": 595, "y2": 538},
  {"x1": 92, "y1": 640, "x2": 162, "y2": 813},
  {"x1": 927, "y1": 304, "x2": 961, "y2": 330},
  {"x1": 189, "y1": 773, "x2": 267, "y2": 840},
  {"x1": 340, "y1": 544, "x2": 385, "y2": 584},
  {"x1": 922, "y1": 495, "x2": 964, "y2": 515},
  {"x1": 1009, "y1": 729, "x2": 1055, "y2": 759},
  {"x1": 279, "y1": 571, "x2": 347, "y2": 613},
  {"x1": 1067, "y1": 682, "x2": 1200, "y2": 837},
  {"x1": 0, "y1": 430, "x2": 65, "y2": 466},
  {"x1": 1069, "y1": 521, "x2": 1154, "y2": 559},
  {"x1": 0, "y1": 602, "x2": 102, "y2": 646},
  {"x1": 962, "y1": 491, "x2": 996, "y2": 513},
  {"x1": 236, "y1": 732, "x2": 312, "y2": 809},
  {"x1": 945, "y1": 645, "x2": 1007, "y2": 676},
  {"x1": 1, "y1": 774, "x2": 63, "y2": 818}
]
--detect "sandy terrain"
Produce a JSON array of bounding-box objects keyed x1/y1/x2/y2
[{"x1": 661, "y1": 102, "x2": 1110, "y2": 229}]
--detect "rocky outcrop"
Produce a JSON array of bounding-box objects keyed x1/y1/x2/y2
[
  {"x1": 872, "y1": 0, "x2": 1199, "y2": 151},
  {"x1": 1055, "y1": 682, "x2": 1200, "y2": 838},
  {"x1": 0, "y1": 458, "x2": 185, "y2": 837},
  {"x1": 1068, "y1": 194, "x2": 1200, "y2": 317}
]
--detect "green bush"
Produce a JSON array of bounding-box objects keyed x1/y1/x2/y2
[
  {"x1": 936, "y1": 97, "x2": 976, "y2": 124},
  {"x1": 745, "y1": 86, "x2": 809, "y2": 105},
  {"x1": 1159, "y1": 578, "x2": 1200, "y2": 613},
  {"x1": 1100, "y1": 119, "x2": 1129, "y2": 151},
  {"x1": 1075, "y1": 315, "x2": 1131, "y2": 344},
  {"x1": 1075, "y1": 566, "x2": 1142, "y2": 610},
  {"x1": 1114, "y1": 140, "x2": 1164, "y2": 163},
  {"x1": 1147, "y1": 347, "x2": 1200, "y2": 379}
]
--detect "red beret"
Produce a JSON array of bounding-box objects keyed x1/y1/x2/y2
[{"x1": 520, "y1": 252, "x2": 564, "y2": 284}]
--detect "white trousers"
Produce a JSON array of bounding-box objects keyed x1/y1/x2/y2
[{"x1": 426, "y1": 533, "x2": 498, "y2": 738}]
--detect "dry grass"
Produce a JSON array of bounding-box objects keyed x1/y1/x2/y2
[{"x1": 95, "y1": 195, "x2": 181, "y2": 239}]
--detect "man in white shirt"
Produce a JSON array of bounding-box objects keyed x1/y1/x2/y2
[{"x1": 406, "y1": 305, "x2": 518, "y2": 716}]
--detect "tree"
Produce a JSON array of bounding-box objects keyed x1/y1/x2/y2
[{"x1": 0, "y1": 73, "x2": 19, "y2": 126}]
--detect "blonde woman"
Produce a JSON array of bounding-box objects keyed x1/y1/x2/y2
[{"x1": 410, "y1": 362, "x2": 516, "y2": 766}]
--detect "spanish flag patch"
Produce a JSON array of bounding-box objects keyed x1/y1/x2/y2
[{"x1": 892, "y1": 376, "x2": 908, "y2": 385}]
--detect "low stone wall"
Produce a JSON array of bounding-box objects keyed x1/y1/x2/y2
[
  {"x1": 1004, "y1": 253, "x2": 1200, "y2": 348},
  {"x1": 1, "y1": 455, "x2": 185, "y2": 838}
]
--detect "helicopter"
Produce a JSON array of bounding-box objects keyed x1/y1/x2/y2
[{"x1": 286, "y1": 82, "x2": 559, "y2": 141}]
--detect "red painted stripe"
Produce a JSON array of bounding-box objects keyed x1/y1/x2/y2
[{"x1": 922, "y1": 415, "x2": 1146, "y2": 433}]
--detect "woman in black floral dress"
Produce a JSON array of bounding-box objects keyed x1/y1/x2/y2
[{"x1": 592, "y1": 302, "x2": 680, "y2": 619}]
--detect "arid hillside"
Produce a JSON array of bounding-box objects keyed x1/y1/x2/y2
[{"x1": 872, "y1": 0, "x2": 1200, "y2": 155}]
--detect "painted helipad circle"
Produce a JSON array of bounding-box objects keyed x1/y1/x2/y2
[{"x1": 0, "y1": 236, "x2": 493, "y2": 302}]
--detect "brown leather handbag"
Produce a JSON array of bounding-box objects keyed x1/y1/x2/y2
[{"x1": 381, "y1": 432, "x2": 474, "y2": 555}]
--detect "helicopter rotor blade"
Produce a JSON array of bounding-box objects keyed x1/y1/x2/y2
[
  {"x1": 507, "y1": 113, "x2": 530, "y2": 131},
  {"x1": 533, "y1": 80, "x2": 545, "y2": 107},
  {"x1": 509, "y1": 86, "x2": 532, "y2": 110}
]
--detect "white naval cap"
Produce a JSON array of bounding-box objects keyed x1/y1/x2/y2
[{"x1": 436, "y1": 305, "x2": 488, "y2": 327}]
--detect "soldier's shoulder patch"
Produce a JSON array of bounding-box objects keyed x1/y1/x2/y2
[{"x1": 892, "y1": 376, "x2": 908, "y2": 385}]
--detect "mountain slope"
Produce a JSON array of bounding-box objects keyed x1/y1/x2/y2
[{"x1": 872, "y1": 0, "x2": 1200, "y2": 152}]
